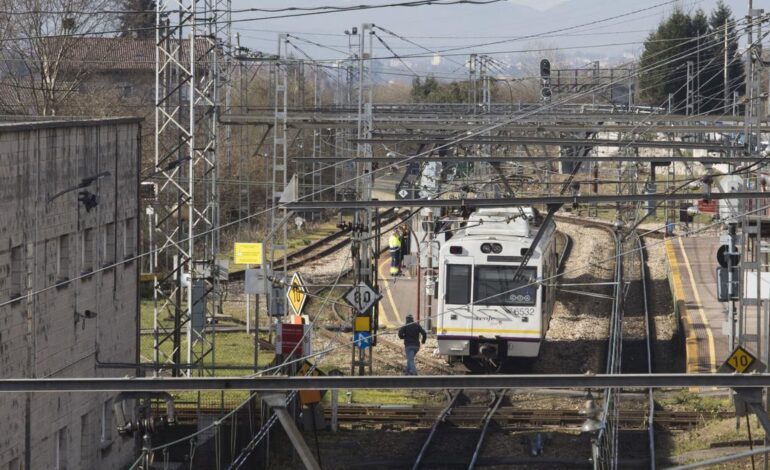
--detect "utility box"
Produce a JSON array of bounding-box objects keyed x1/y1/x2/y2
[
  {"x1": 717, "y1": 267, "x2": 740, "y2": 301},
  {"x1": 191, "y1": 280, "x2": 208, "y2": 334}
]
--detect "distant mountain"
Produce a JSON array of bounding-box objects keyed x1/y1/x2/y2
[{"x1": 239, "y1": 0, "x2": 753, "y2": 78}]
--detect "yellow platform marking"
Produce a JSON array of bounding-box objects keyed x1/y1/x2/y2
[
  {"x1": 441, "y1": 327, "x2": 540, "y2": 335},
  {"x1": 378, "y1": 257, "x2": 401, "y2": 326},
  {"x1": 665, "y1": 240, "x2": 700, "y2": 374},
  {"x1": 678, "y1": 237, "x2": 717, "y2": 373}
]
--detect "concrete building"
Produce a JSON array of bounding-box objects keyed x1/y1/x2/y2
[{"x1": 0, "y1": 117, "x2": 142, "y2": 469}]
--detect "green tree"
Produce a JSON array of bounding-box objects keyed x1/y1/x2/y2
[
  {"x1": 639, "y1": 9, "x2": 697, "y2": 109},
  {"x1": 702, "y1": 1, "x2": 744, "y2": 112},
  {"x1": 411, "y1": 76, "x2": 443, "y2": 102},
  {"x1": 638, "y1": 4, "x2": 744, "y2": 114},
  {"x1": 119, "y1": 0, "x2": 156, "y2": 39},
  {"x1": 410, "y1": 75, "x2": 473, "y2": 103}
]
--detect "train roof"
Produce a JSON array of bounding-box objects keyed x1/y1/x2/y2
[{"x1": 461, "y1": 207, "x2": 543, "y2": 238}]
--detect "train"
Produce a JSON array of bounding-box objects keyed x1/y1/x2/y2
[{"x1": 435, "y1": 207, "x2": 558, "y2": 372}]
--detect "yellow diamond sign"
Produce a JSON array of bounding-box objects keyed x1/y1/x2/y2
[
  {"x1": 286, "y1": 272, "x2": 308, "y2": 315},
  {"x1": 725, "y1": 346, "x2": 756, "y2": 373}
]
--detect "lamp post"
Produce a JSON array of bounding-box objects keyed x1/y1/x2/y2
[{"x1": 579, "y1": 390, "x2": 603, "y2": 470}]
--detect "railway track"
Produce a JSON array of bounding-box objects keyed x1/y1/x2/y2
[
  {"x1": 229, "y1": 208, "x2": 406, "y2": 278},
  {"x1": 412, "y1": 389, "x2": 509, "y2": 470},
  {"x1": 173, "y1": 403, "x2": 731, "y2": 431},
  {"x1": 554, "y1": 214, "x2": 665, "y2": 239},
  {"x1": 633, "y1": 231, "x2": 657, "y2": 468},
  {"x1": 412, "y1": 390, "x2": 465, "y2": 470}
]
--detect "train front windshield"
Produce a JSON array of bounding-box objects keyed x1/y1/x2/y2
[{"x1": 473, "y1": 266, "x2": 537, "y2": 306}]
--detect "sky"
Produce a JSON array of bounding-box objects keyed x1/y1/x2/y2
[{"x1": 230, "y1": 0, "x2": 755, "y2": 78}]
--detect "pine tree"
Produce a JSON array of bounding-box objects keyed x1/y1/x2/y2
[
  {"x1": 689, "y1": 9, "x2": 711, "y2": 114},
  {"x1": 639, "y1": 8, "x2": 694, "y2": 109},
  {"x1": 119, "y1": 0, "x2": 156, "y2": 39},
  {"x1": 638, "y1": 3, "x2": 745, "y2": 114},
  {"x1": 705, "y1": 1, "x2": 744, "y2": 113}
]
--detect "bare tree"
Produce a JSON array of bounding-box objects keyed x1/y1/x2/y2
[{"x1": 0, "y1": 0, "x2": 118, "y2": 115}]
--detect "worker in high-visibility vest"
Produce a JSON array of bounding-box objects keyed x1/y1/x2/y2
[{"x1": 388, "y1": 230, "x2": 402, "y2": 276}]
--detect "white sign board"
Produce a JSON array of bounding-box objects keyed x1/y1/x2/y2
[
  {"x1": 343, "y1": 282, "x2": 381, "y2": 315},
  {"x1": 743, "y1": 270, "x2": 770, "y2": 300}
]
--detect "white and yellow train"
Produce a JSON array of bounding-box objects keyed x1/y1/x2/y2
[{"x1": 436, "y1": 207, "x2": 558, "y2": 372}]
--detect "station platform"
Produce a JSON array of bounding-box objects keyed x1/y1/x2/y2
[
  {"x1": 665, "y1": 236, "x2": 728, "y2": 373},
  {"x1": 376, "y1": 257, "x2": 419, "y2": 329}
]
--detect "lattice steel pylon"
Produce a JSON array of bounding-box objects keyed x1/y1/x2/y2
[
  {"x1": 267, "y1": 34, "x2": 290, "y2": 315},
  {"x1": 152, "y1": 0, "x2": 228, "y2": 377},
  {"x1": 351, "y1": 23, "x2": 376, "y2": 376}
]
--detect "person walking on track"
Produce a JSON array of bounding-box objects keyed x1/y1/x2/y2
[
  {"x1": 398, "y1": 314, "x2": 426, "y2": 375},
  {"x1": 388, "y1": 229, "x2": 402, "y2": 276}
]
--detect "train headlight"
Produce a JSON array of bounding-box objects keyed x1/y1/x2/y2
[
  {"x1": 481, "y1": 243, "x2": 492, "y2": 254},
  {"x1": 491, "y1": 243, "x2": 503, "y2": 254}
]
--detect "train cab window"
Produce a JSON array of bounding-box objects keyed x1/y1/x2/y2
[
  {"x1": 474, "y1": 266, "x2": 537, "y2": 306},
  {"x1": 445, "y1": 265, "x2": 471, "y2": 304}
]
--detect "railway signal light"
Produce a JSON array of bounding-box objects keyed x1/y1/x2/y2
[
  {"x1": 717, "y1": 227, "x2": 740, "y2": 301},
  {"x1": 716, "y1": 244, "x2": 740, "y2": 269},
  {"x1": 539, "y1": 59, "x2": 551, "y2": 79}
]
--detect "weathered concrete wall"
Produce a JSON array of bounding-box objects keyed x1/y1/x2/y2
[{"x1": 0, "y1": 118, "x2": 142, "y2": 469}]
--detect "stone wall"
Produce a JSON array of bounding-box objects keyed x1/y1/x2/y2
[{"x1": 0, "y1": 118, "x2": 142, "y2": 469}]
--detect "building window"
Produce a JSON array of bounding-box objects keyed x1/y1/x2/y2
[
  {"x1": 123, "y1": 218, "x2": 136, "y2": 259},
  {"x1": 55, "y1": 426, "x2": 68, "y2": 470},
  {"x1": 57, "y1": 235, "x2": 70, "y2": 282},
  {"x1": 100, "y1": 399, "x2": 113, "y2": 447},
  {"x1": 10, "y1": 245, "x2": 22, "y2": 299},
  {"x1": 103, "y1": 223, "x2": 115, "y2": 267},
  {"x1": 82, "y1": 229, "x2": 94, "y2": 274}
]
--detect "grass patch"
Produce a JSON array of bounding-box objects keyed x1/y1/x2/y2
[
  {"x1": 658, "y1": 390, "x2": 731, "y2": 414},
  {"x1": 139, "y1": 331, "x2": 274, "y2": 371},
  {"x1": 667, "y1": 414, "x2": 767, "y2": 457},
  {"x1": 140, "y1": 299, "x2": 177, "y2": 330},
  {"x1": 325, "y1": 389, "x2": 435, "y2": 405},
  {"x1": 140, "y1": 330, "x2": 276, "y2": 410}
]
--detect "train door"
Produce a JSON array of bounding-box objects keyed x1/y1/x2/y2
[{"x1": 442, "y1": 260, "x2": 474, "y2": 337}]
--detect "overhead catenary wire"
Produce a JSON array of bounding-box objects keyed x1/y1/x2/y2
[
  {"x1": 123, "y1": 12, "x2": 764, "y2": 464},
  {"x1": 1, "y1": 10, "x2": 759, "y2": 313},
  {"x1": 251, "y1": 201, "x2": 770, "y2": 376},
  {"x1": 246, "y1": 23, "x2": 770, "y2": 376},
  {"x1": 372, "y1": 31, "x2": 421, "y2": 78}
]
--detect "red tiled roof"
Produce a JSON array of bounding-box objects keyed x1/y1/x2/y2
[{"x1": 54, "y1": 37, "x2": 215, "y2": 73}]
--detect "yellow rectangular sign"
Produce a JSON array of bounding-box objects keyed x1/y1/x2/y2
[
  {"x1": 234, "y1": 243, "x2": 263, "y2": 265},
  {"x1": 354, "y1": 316, "x2": 371, "y2": 333}
]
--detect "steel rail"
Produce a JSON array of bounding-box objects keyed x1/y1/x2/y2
[
  {"x1": 635, "y1": 232, "x2": 656, "y2": 470},
  {"x1": 412, "y1": 390, "x2": 463, "y2": 470},
  {"x1": 9, "y1": 374, "x2": 770, "y2": 391},
  {"x1": 173, "y1": 404, "x2": 732, "y2": 429},
  {"x1": 556, "y1": 231, "x2": 572, "y2": 271},
  {"x1": 351, "y1": 136, "x2": 734, "y2": 151},
  {"x1": 597, "y1": 230, "x2": 624, "y2": 469},
  {"x1": 292, "y1": 155, "x2": 765, "y2": 163},
  {"x1": 221, "y1": 116, "x2": 770, "y2": 133},
  {"x1": 555, "y1": 215, "x2": 666, "y2": 239},
  {"x1": 286, "y1": 191, "x2": 770, "y2": 210},
  {"x1": 468, "y1": 390, "x2": 507, "y2": 470}
]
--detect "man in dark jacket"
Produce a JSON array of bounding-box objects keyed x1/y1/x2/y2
[{"x1": 398, "y1": 313, "x2": 427, "y2": 375}]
